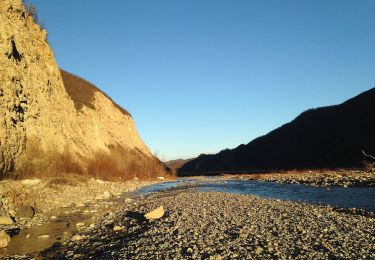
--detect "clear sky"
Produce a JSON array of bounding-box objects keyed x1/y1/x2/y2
[{"x1": 28, "y1": 0, "x2": 375, "y2": 160}]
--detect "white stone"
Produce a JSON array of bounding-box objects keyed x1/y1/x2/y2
[
  {"x1": 144, "y1": 206, "x2": 165, "y2": 221},
  {"x1": 37, "y1": 234, "x2": 50, "y2": 238}
]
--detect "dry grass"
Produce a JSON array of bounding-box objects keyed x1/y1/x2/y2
[
  {"x1": 3, "y1": 139, "x2": 173, "y2": 182},
  {"x1": 11, "y1": 139, "x2": 85, "y2": 180},
  {"x1": 87, "y1": 145, "x2": 174, "y2": 181},
  {"x1": 60, "y1": 70, "x2": 132, "y2": 117},
  {"x1": 45, "y1": 174, "x2": 89, "y2": 187}
]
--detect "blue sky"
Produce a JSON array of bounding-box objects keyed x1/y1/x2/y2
[{"x1": 28, "y1": 0, "x2": 375, "y2": 160}]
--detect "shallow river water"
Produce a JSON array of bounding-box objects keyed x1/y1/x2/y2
[{"x1": 133, "y1": 178, "x2": 375, "y2": 211}]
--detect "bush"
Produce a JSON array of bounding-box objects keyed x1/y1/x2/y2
[
  {"x1": 87, "y1": 145, "x2": 173, "y2": 181},
  {"x1": 12, "y1": 139, "x2": 85, "y2": 180},
  {"x1": 5, "y1": 140, "x2": 174, "y2": 182}
]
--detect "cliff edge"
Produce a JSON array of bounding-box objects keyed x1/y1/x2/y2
[{"x1": 0, "y1": 0, "x2": 153, "y2": 178}]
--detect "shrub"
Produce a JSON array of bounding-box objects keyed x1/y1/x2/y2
[
  {"x1": 3, "y1": 138, "x2": 173, "y2": 182},
  {"x1": 87, "y1": 145, "x2": 173, "y2": 181},
  {"x1": 12, "y1": 139, "x2": 84, "y2": 180}
]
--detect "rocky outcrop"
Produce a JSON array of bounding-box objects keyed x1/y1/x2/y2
[
  {"x1": 60, "y1": 70, "x2": 151, "y2": 157},
  {"x1": 0, "y1": 0, "x2": 151, "y2": 177}
]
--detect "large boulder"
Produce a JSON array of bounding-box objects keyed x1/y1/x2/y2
[{"x1": 16, "y1": 205, "x2": 35, "y2": 219}]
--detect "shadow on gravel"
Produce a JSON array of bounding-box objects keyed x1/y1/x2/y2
[{"x1": 124, "y1": 211, "x2": 147, "y2": 223}]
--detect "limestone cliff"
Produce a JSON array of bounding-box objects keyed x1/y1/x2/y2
[{"x1": 0, "y1": 0, "x2": 151, "y2": 177}]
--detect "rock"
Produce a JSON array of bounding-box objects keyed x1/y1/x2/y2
[
  {"x1": 239, "y1": 228, "x2": 249, "y2": 238},
  {"x1": 255, "y1": 246, "x2": 263, "y2": 254},
  {"x1": 38, "y1": 234, "x2": 50, "y2": 238},
  {"x1": 76, "y1": 222, "x2": 85, "y2": 227},
  {"x1": 0, "y1": 215, "x2": 14, "y2": 225},
  {"x1": 144, "y1": 206, "x2": 164, "y2": 221},
  {"x1": 113, "y1": 226, "x2": 124, "y2": 232},
  {"x1": 124, "y1": 198, "x2": 133, "y2": 203},
  {"x1": 71, "y1": 234, "x2": 85, "y2": 241},
  {"x1": 0, "y1": 230, "x2": 10, "y2": 248},
  {"x1": 16, "y1": 205, "x2": 35, "y2": 219},
  {"x1": 50, "y1": 216, "x2": 58, "y2": 220}
]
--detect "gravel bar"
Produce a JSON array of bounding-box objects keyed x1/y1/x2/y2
[{"x1": 46, "y1": 190, "x2": 375, "y2": 259}]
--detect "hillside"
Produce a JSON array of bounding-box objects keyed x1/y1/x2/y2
[
  {"x1": 164, "y1": 158, "x2": 193, "y2": 173},
  {"x1": 180, "y1": 88, "x2": 375, "y2": 174},
  {"x1": 0, "y1": 0, "x2": 163, "y2": 179}
]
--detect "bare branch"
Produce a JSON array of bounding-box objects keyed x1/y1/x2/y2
[{"x1": 362, "y1": 150, "x2": 375, "y2": 160}]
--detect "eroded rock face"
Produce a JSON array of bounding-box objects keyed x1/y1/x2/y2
[
  {"x1": 0, "y1": 0, "x2": 151, "y2": 177},
  {"x1": 0, "y1": 0, "x2": 78, "y2": 175}
]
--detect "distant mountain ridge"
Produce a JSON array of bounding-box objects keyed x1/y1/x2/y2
[
  {"x1": 179, "y1": 88, "x2": 375, "y2": 174},
  {"x1": 165, "y1": 158, "x2": 193, "y2": 172}
]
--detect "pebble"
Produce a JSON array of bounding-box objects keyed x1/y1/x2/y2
[
  {"x1": 71, "y1": 234, "x2": 85, "y2": 241},
  {"x1": 113, "y1": 226, "x2": 124, "y2": 232},
  {"x1": 38, "y1": 234, "x2": 50, "y2": 238},
  {"x1": 49, "y1": 190, "x2": 374, "y2": 259}
]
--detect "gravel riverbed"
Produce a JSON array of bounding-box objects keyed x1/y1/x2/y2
[
  {"x1": 223, "y1": 170, "x2": 375, "y2": 188},
  {"x1": 47, "y1": 189, "x2": 375, "y2": 259}
]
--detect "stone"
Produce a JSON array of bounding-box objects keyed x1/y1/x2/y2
[
  {"x1": 255, "y1": 246, "x2": 263, "y2": 254},
  {"x1": 113, "y1": 226, "x2": 124, "y2": 232},
  {"x1": 144, "y1": 206, "x2": 164, "y2": 221},
  {"x1": 0, "y1": 215, "x2": 14, "y2": 225},
  {"x1": 125, "y1": 198, "x2": 133, "y2": 203},
  {"x1": 16, "y1": 205, "x2": 35, "y2": 219},
  {"x1": 0, "y1": 230, "x2": 10, "y2": 248},
  {"x1": 71, "y1": 234, "x2": 85, "y2": 241},
  {"x1": 38, "y1": 234, "x2": 50, "y2": 238}
]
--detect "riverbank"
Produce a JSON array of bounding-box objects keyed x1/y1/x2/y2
[
  {"x1": 0, "y1": 175, "x2": 157, "y2": 255},
  {"x1": 222, "y1": 170, "x2": 375, "y2": 188},
  {"x1": 45, "y1": 189, "x2": 375, "y2": 259}
]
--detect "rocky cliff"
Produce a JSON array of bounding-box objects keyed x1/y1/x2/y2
[
  {"x1": 0, "y1": 0, "x2": 152, "y2": 177},
  {"x1": 180, "y1": 88, "x2": 375, "y2": 174}
]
